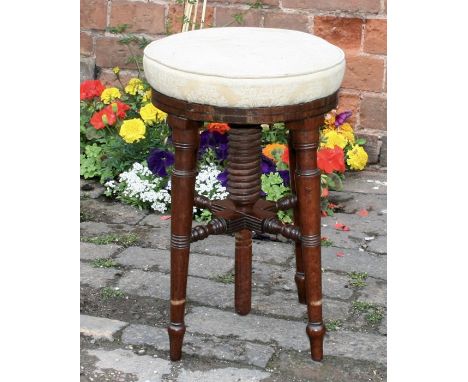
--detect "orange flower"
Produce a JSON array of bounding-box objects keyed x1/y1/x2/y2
[
  {"x1": 262, "y1": 143, "x2": 287, "y2": 161},
  {"x1": 206, "y1": 122, "x2": 230, "y2": 134}
]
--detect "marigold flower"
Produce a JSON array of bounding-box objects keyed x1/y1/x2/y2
[
  {"x1": 119, "y1": 118, "x2": 146, "y2": 143},
  {"x1": 317, "y1": 146, "x2": 345, "y2": 173},
  {"x1": 140, "y1": 103, "x2": 167, "y2": 124},
  {"x1": 125, "y1": 78, "x2": 144, "y2": 95},
  {"x1": 90, "y1": 108, "x2": 117, "y2": 130},
  {"x1": 346, "y1": 145, "x2": 368, "y2": 170},
  {"x1": 112, "y1": 66, "x2": 120, "y2": 75},
  {"x1": 100, "y1": 87, "x2": 121, "y2": 104},
  {"x1": 142, "y1": 89, "x2": 152, "y2": 103},
  {"x1": 80, "y1": 80, "x2": 105, "y2": 100},
  {"x1": 206, "y1": 123, "x2": 230, "y2": 134},
  {"x1": 262, "y1": 143, "x2": 287, "y2": 161},
  {"x1": 337, "y1": 122, "x2": 355, "y2": 144},
  {"x1": 321, "y1": 130, "x2": 348, "y2": 149}
]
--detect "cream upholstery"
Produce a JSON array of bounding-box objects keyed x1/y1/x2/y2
[{"x1": 143, "y1": 27, "x2": 345, "y2": 108}]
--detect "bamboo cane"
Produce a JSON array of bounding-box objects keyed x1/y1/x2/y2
[
  {"x1": 191, "y1": 0, "x2": 199, "y2": 31},
  {"x1": 200, "y1": 0, "x2": 208, "y2": 29}
]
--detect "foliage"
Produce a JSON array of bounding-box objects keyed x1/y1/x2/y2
[
  {"x1": 101, "y1": 287, "x2": 125, "y2": 300},
  {"x1": 348, "y1": 271, "x2": 368, "y2": 288},
  {"x1": 261, "y1": 173, "x2": 293, "y2": 224},
  {"x1": 91, "y1": 258, "x2": 118, "y2": 268},
  {"x1": 352, "y1": 301, "x2": 385, "y2": 325},
  {"x1": 81, "y1": 233, "x2": 139, "y2": 247}
]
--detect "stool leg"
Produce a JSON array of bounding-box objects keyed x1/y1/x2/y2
[
  {"x1": 290, "y1": 117, "x2": 326, "y2": 362},
  {"x1": 288, "y1": 131, "x2": 306, "y2": 305},
  {"x1": 167, "y1": 115, "x2": 201, "y2": 362},
  {"x1": 235, "y1": 229, "x2": 252, "y2": 315}
]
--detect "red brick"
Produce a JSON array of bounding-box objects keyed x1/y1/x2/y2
[
  {"x1": 167, "y1": 4, "x2": 215, "y2": 34},
  {"x1": 215, "y1": 7, "x2": 263, "y2": 27},
  {"x1": 110, "y1": 0, "x2": 165, "y2": 35},
  {"x1": 95, "y1": 37, "x2": 145, "y2": 70},
  {"x1": 81, "y1": 32, "x2": 94, "y2": 56},
  {"x1": 81, "y1": 0, "x2": 108, "y2": 30},
  {"x1": 314, "y1": 16, "x2": 363, "y2": 52},
  {"x1": 364, "y1": 19, "x2": 387, "y2": 54},
  {"x1": 263, "y1": 11, "x2": 310, "y2": 32},
  {"x1": 337, "y1": 91, "x2": 360, "y2": 126},
  {"x1": 282, "y1": 0, "x2": 380, "y2": 13},
  {"x1": 342, "y1": 54, "x2": 385, "y2": 92},
  {"x1": 360, "y1": 94, "x2": 387, "y2": 130},
  {"x1": 227, "y1": 0, "x2": 279, "y2": 6}
]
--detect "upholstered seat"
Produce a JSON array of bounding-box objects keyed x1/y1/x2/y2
[{"x1": 143, "y1": 27, "x2": 345, "y2": 108}]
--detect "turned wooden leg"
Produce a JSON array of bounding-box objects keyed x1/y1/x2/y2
[
  {"x1": 288, "y1": 131, "x2": 306, "y2": 305},
  {"x1": 235, "y1": 229, "x2": 252, "y2": 315},
  {"x1": 167, "y1": 115, "x2": 201, "y2": 361},
  {"x1": 227, "y1": 125, "x2": 262, "y2": 316},
  {"x1": 290, "y1": 117, "x2": 326, "y2": 362}
]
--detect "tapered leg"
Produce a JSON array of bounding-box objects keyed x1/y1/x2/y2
[
  {"x1": 235, "y1": 229, "x2": 252, "y2": 315},
  {"x1": 167, "y1": 115, "x2": 201, "y2": 361},
  {"x1": 288, "y1": 131, "x2": 306, "y2": 304},
  {"x1": 290, "y1": 117, "x2": 326, "y2": 362}
]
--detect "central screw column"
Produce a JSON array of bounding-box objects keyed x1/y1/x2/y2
[{"x1": 227, "y1": 125, "x2": 262, "y2": 315}]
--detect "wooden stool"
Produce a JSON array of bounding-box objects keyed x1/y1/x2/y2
[{"x1": 143, "y1": 27, "x2": 345, "y2": 362}]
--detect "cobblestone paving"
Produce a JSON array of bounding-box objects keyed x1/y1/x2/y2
[{"x1": 80, "y1": 169, "x2": 387, "y2": 381}]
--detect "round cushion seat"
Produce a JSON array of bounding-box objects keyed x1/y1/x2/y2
[{"x1": 143, "y1": 27, "x2": 345, "y2": 109}]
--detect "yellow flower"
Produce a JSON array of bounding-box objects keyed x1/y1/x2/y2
[
  {"x1": 140, "y1": 103, "x2": 167, "y2": 124},
  {"x1": 142, "y1": 90, "x2": 152, "y2": 103},
  {"x1": 112, "y1": 66, "x2": 120, "y2": 75},
  {"x1": 321, "y1": 130, "x2": 348, "y2": 149},
  {"x1": 324, "y1": 109, "x2": 336, "y2": 128},
  {"x1": 100, "y1": 87, "x2": 121, "y2": 104},
  {"x1": 125, "y1": 78, "x2": 144, "y2": 95},
  {"x1": 338, "y1": 122, "x2": 355, "y2": 144},
  {"x1": 119, "y1": 118, "x2": 146, "y2": 143},
  {"x1": 346, "y1": 145, "x2": 368, "y2": 170},
  {"x1": 262, "y1": 143, "x2": 287, "y2": 160}
]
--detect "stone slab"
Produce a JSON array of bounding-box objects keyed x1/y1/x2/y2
[
  {"x1": 177, "y1": 367, "x2": 270, "y2": 382},
  {"x1": 81, "y1": 198, "x2": 148, "y2": 225},
  {"x1": 80, "y1": 263, "x2": 118, "y2": 288},
  {"x1": 340, "y1": 171, "x2": 387, "y2": 195},
  {"x1": 121, "y1": 323, "x2": 274, "y2": 368},
  {"x1": 80, "y1": 178, "x2": 105, "y2": 199},
  {"x1": 80, "y1": 242, "x2": 122, "y2": 260},
  {"x1": 365, "y1": 235, "x2": 387, "y2": 255},
  {"x1": 329, "y1": 191, "x2": 387, "y2": 215},
  {"x1": 80, "y1": 315, "x2": 127, "y2": 341},
  {"x1": 357, "y1": 277, "x2": 387, "y2": 306},
  {"x1": 85, "y1": 348, "x2": 171, "y2": 382},
  {"x1": 116, "y1": 247, "x2": 234, "y2": 278}
]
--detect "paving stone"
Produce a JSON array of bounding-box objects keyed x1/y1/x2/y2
[
  {"x1": 80, "y1": 56, "x2": 95, "y2": 82},
  {"x1": 80, "y1": 221, "x2": 136, "y2": 236},
  {"x1": 190, "y1": 235, "x2": 292, "y2": 265},
  {"x1": 252, "y1": 261, "x2": 288, "y2": 289},
  {"x1": 80, "y1": 178, "x2": 105, "y2": 199},
  {"x1": 177, "y1": 367, "x2": 270, "y2": 382},
  {"x1": 122, "y1": 324, "x2": 274, "y2": 368},
  {"x1": 264, "y1": 350, "x2": 386, "y2": 382},
  {"x1": 357, "y1": 277, "x2": 387, "y2": 306},
  {"x1": 80, "y1": 242, "x2": 122, "y2": 260},
  {"x1": 80, "y1": 315, "x2": 127, "y2": 341},
  {"x1": 322, "y1": 247, "x2": 386, "y2": 280},
  {"x1": 321, "y1": 226, "x2": 364, "y2": 250},
  {"x1": 116, "y1": 247, "x2": 234, "y2": 278},
  {"x1": 340, "y1": 171, "x2": 387, "y2": 195},
  {"x1": 365, "y1": 235, "x2": 387, "y2": 254},
  {"x1": 81, "y1": 199, "x2": 148, "y2": 225},
  {"x1": 118, "y1": 270, "x2": 234, "y2": 308},
  {"x1": 379, "y1": 315, "x2": 387, "y2": 335},
  {"x1": 322, "y1": 212, "x2": 387, "y2": 236},
  {"x1": 276, "y1": 268, "x2": 353, "y2": 300},
  {"x1": 329, "y1": 190, "x2": 387, "y2": 215},
  {"x1": 137, "y1": 226, "x2": 171, "y2": 250},
  {"x1": 252, "y1": 291, "x2": 349, "y2": 321},
  {"x1": 186, "y1": 307, "x2": 386, "y2": 363},
  {"x1": 137, "y1": 214, "x2": 172, "y2": 228},
  {"x1": 85, "y1": 348, "x2": 171, "y2": 382},
  {"x1": 80, "y1": 263, "x2": 118, "y2": 288}
]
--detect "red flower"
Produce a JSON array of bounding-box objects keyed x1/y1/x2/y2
[
  {"x1": 107, "y1": 101, "x2": 130, "y2": 118},
  {"x1": 321, "y1": 187, "x2": 329, "y2": 198},
  {"x1": 317, "y1": 146, "x2": 345, "y2": 173},
  {"x1": 90, "y1": 108, "x2": 117, "y2": 130},
  {"x1": 80, "y1": 80, "x2": 105, "y2": 100},
  {"x1": 206, "y1": 122, "x2": 230, "y2": 134},
  {"x1": 281, "y1": 147, "x2": 289, "y2": 165}
]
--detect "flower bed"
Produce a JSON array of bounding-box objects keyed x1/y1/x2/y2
[{"x1": 80, "y1": 75, "x2": 368, "y2": 222}]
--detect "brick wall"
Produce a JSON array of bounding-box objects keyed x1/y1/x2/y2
[{"x1": 81, "y1": 0, "x2": 387, "y2": 165}]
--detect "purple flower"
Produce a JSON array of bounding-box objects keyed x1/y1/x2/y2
[
  {"x1": 147, "y1": 148, "x2": 175, "y2": 177},
  {"x1": 335, "y1": 111, "x2": 352, "y2": 127},
  {"x1": 278, "y1": 170, "x2": 290, "y2": 187},
  {"x1": 217, "y1": 170, "x2": 228, "y2": 187},
  {"x1": 200, "y1": 130, "x2": 228, "y2": 152},
  {"x1": 215, "y1": 143, "x2": 228, "y2": 161},
  {"x1": 261, "y1": 156, "x2": 276, "y2": 174}
]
